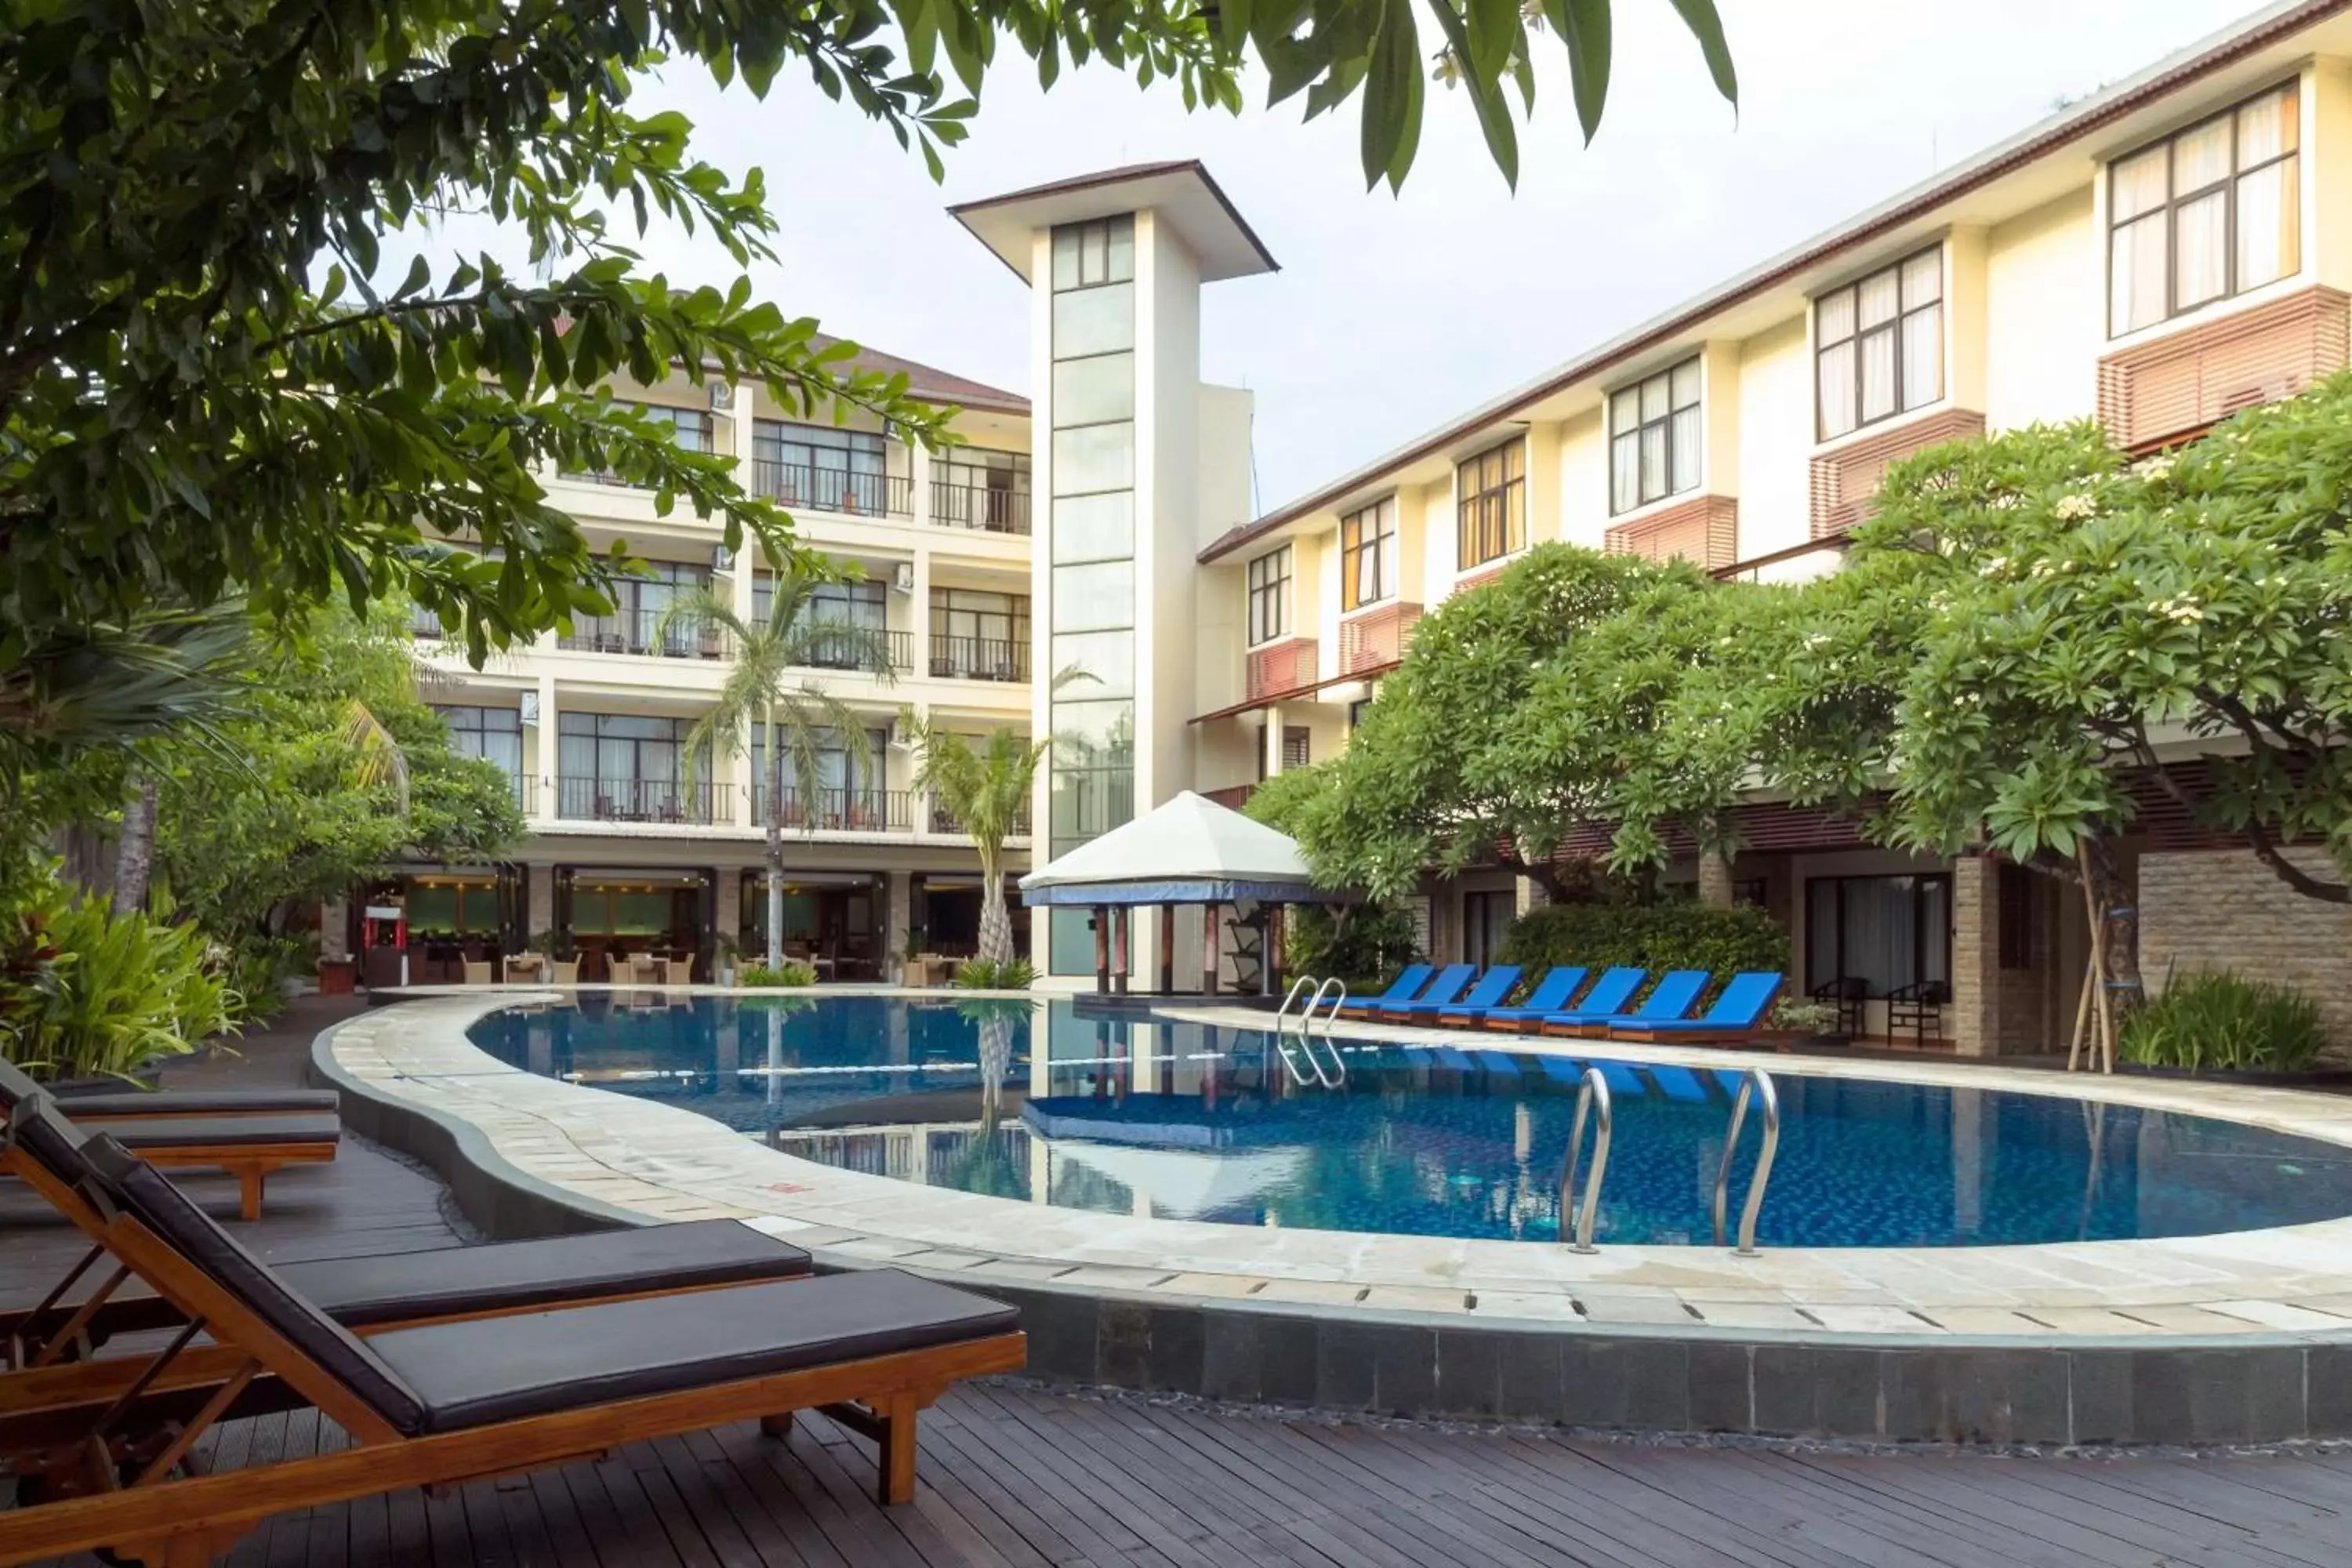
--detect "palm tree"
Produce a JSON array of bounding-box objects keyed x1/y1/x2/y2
[
  {"x1": 902, "y1": 716, "x2": 1047, "y2": 968},
  {"x1": 659, "y1": 565, "x2": 897, "y2": 969}
]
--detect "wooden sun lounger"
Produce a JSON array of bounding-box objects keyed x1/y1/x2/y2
[
  {"x1": 0, "y1": 1129, "x2": 1023, "y2": 1566},
  {"x1": 41, "y1": 1088, "x2": 339, "y2": 1120},
  {"x1": 0, "y1": 1064, "x2": 335, "y2": 1221}
]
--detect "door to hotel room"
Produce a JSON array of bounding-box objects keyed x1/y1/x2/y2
[
  {"x1": 1463, "y1": 890, "x2": 1514, "y2": 968},
  {"x1": 741, "y1": 872, "x2": 884, "y2": 980}
]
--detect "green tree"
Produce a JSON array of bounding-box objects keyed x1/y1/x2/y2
[
  {"x1": 660, "y1": 570, "x2": 897, "y2": 969},
  {"x1": 1278, "y1": 544, "x2": 1704, "y2": 901},
  {"x1": 0, "y1": 0, "x2": 1734, "y2": 662},
  {"x1": 902, "y1": 718, "x2": 1047, "y2": 967}
]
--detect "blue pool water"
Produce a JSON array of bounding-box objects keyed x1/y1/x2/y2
[{"x1": 468, "y1": 996, "x2": 2352, "y2": 1248}]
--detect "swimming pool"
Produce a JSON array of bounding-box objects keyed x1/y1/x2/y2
[{"x1": 468, "y1": 995, "x2": 2352, "y2": 1249}]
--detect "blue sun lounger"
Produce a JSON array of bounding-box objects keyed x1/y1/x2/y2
[
  {"x1": 1530, "y1": 967, "x2": 1644, "y2": 1036},
  {"x1": 1417, "y1": 965, "x2": 1523, "y2": 1024},
  {"x1": 1333, "y1": 964, "x2": 1436, "y2": 1020},
  {"x1": 1609, "y1": 972, "x2": 1787, "y2": 1045},
  {"x1": 1544, "y1": 970, "x2": 1706, "y2": 1037},
  {"x1": 1472, "y1": 967, "x2": 1588, "y2": 1031},
  {"x1": 1374, "y1": 963, "x2": 1476, "y2": 1020}
]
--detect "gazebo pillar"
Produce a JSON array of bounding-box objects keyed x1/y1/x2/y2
[
  {"x1": 1093, "y1": 905, "x2": 1110, "y2": 992},
  {"x1": 1113, "y1": 907, "x2": 1131, "y2": 994},
  {"x1": 1201, "y1": 905, "x2": 1220, "y2": 996},
  {"x1": 1159, "y1": 902, "x2": 1175, "y2": 993}
]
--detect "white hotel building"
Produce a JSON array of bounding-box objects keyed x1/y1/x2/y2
[{"x1": 389, "y1": 0, "x2": 2352, "y2": 1054}]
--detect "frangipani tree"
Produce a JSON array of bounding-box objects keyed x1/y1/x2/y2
[
  {"x1": 659, "y1": 568, "x2": 896, "y2": 969},
  {"x1": 902, "y1": 717, "x2": 1047, "y2": 968}
]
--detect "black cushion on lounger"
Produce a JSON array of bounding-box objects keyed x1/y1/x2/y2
[
  {"x1": 84, "y1": 1112, "x2": 342, "y2": 1149},
  {"x1": 276, "y1": 1221, "x2": 814, "y2": 1327},
  {"x1": 57, "y1": 1087, "x2": 339, "y2": 1117},
  {"x1": 76, "y1": 1136, "x2": 430, "y2": 1435},
  {"x1": 367, "y1": 1269, "x2": 1019, "y2": 1432},
  {"x1": 0, "y1": 1057, "x2": 49, "y2": 1113},
  {"x1": 2, "y1": 1090, "x2": 103, "y2": 1190}
]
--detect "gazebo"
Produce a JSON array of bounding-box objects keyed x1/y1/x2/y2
[{"x1": 1018, "y1": 790, "x2": 1354, "y2": 995}]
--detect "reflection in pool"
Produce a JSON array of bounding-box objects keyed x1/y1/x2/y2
[{"x1": 467, "y1": 994, "x2": 2352, "y2": 1248}]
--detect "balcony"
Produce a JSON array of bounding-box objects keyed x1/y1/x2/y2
[
  {"x1": 558, "y1": 608, "x2": 731, "y2": 659},
  {"x1": 753, "y1": 460, "x2": 913, "y2": 521},
  {"x1": 929, "y1": 634, "x2": 1029, "y2": 684},
  {"x1": 748, "y1": 786, "x2": 911, "y2": 833},
  {"x1": 930, "y1": 801, "x2": 1032, "y2": 837},
  {"x1": 792, "y1": 626, "x2": 912, "y2": 675},
  {"x1": 928, "y1": 479, "x2": 1032, "y2": 536},
  {"x1": 555, "y1": 777, "x2": 733, "y2": 826},
  {"x1": 1336, "y1": 603, "x2": 1421, "y2": 674}
]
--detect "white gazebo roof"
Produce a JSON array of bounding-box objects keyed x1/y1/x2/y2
[{"x1": 1018, "y1": 790, "x2": 1351, "y2": 906}]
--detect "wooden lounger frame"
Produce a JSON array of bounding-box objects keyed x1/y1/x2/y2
[
  {"x1": 117, "y1": 1139, "x2": 336, "y2": 1222},
  {"x1": 0, "y1": 1149, "x2": 1023, "y2": 1566}
]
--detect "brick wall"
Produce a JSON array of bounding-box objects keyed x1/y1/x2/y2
[
  {"x1": 2140, "y1": 848, "x2": 2352, "y2": 1046},
  {"x1": 1950, "y1": 857, "x2": 2063, "y2": 1057}
]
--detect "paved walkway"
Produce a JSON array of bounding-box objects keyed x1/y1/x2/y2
[{"x1": 9, "y1": 996, "x2": 2352, "y2": 1566}]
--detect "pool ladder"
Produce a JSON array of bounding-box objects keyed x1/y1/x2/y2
[
  {"x1": 1559, "y1": 1065, "x2": 1780, "y2": 1254},
  {"x1": 1711, "y1": 1067, "x2": 1780, "y2": 1256},
  {"x1": 1273, "y1": 976, "x2": 1349, "y2": 1088}
]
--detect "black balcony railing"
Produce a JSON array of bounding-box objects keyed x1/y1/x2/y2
[
  {"x1": 753, "y1": 460, "x2": 913, "y2": 519},
  {"x1": 793, "y1": 626, "x2": 910, "y2": 674},
  {"x1": 747, "y1": 786, "x2": 911, "y2": 833},
  {"x1": 928, "y1": 635, "x2": 1029, "y2": 683},
  {"x1": 556, "y1": 776, "x2": 731, "y2": 825},
  {"x1": 558, "y1": 608, "x2": 731, "y2": 659},
  {"x1": 929, "y1": 802, "x2": 1033, "y2": 837},
  {"x1": 928, "y1": 480, "x2": 1032, "y2": 535},
  {"x1": 510, "y1": 773, "x2": 539, "y2": 815}
]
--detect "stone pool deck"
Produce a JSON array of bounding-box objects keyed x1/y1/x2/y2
[{"x1": 314, "y1": 989, "x2": 2352, "y2": 1446}]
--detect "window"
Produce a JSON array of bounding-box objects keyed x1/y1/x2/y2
[
  {"x1": 563, "y1": 561, "x2": 713, "y2": 655},
  {"x1": 554, "y1": 713, "x2": 709, "y2": 819},
  {"x1": 1815, "y1": 246, "x2": 1944, "y2": 441},
  {"x1": 1340, "y1": 498, "x2": 1396, "y2": 611},
  {"x1": 1998, "y1": 862, "x2": 2038, "y2": 971},
  {"x1": 1348, "y1": 699, "x2": 1372, "y2": 730},
  {"x1": 432, "y1": 706, "x2": 523, "y2": 782},
  {"x1": 1247, "y1": 546, "x2": 1292, "y2": 646},
  {"x1": 2109, "y1": 81, "x2": 2300, "y2": 338},
  {"x1": 641, "y1": 405, "x2": 715, "y2": 452},
  {"x1": 1804, "y1": 873, "x2": 1951, "y2": 998},
  {"x1": 931, "y1": 586, "x2": 1030, "y2": 679},
  {"x1": 1456, "y1": 441, "x2": 1525, "y2": 568},
  {"x1": 1610, "y1": 359, "x2": 1702, "y2": 514},
  {"x1": 753, "y1": 420, "x2": 891, "y2": 514},
  {"x1": 1463, "y1": 891, "x2": 1514, "y2": 968},
  {"x1": 1281, "y1": 727, "x2": 1312, "y2": 771}
]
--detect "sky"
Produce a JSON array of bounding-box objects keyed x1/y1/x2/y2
[{"x1": 507, "y1": 0, "x2": 2281, "y2": 515}]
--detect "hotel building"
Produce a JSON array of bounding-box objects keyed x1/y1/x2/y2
[{"x1": 390, "y1": 0, "x2": 2352, "y2": 1051}]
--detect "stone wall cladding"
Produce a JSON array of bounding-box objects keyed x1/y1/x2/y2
[{"x1": 2140, "y1": 848, "x2": 2352, "y2": 1045}]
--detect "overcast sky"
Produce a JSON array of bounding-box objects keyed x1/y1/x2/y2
[{"x1": 573, "y1": 0, "x2": 2274, "y2": 514}]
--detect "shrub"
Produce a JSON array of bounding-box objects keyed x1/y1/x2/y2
[
  {"x1": 1770, "y1": 996, "x2": 1846, "y2": 1036},
  {"x1": 0, "y1": 869, "x2": 236, "y2": 1082},
  {"x1": 739, "y1": 961, "x2": 817, "y2": 988},
  {"x1": 219, "y1": 935, "x2": 315, "y2": 1028},
  {"x1": 955, "y1": 957, "x2": 1036, "y2": 990},
  {"x1": 2120, "y1": 971, "x2": 2327, "y2": 1073},
  {"x1": 1281, "y1": 903, "x2": 1423, "y2": 990},
  {"x1": 1497, "y1": 902, "x2": 1790, "y2": 1000}
]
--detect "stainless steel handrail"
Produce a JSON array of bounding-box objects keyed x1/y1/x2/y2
[
  {"x1": 1558, "y1": 1066, "x2": 1611, "y2": 1253},
  {"x1": 1711, "y1": 1068, "x2": 1780, "y2": 1256},
  {"x1": 1276, "y1": 976, "x2": 1316, "y2": 1033},
  {"x1": 1305, "y1": 978, "x2": 1349, "y2": 1086}
]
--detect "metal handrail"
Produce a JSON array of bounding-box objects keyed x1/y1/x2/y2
[
  {"x1": 1276, "y1": 976, "x2": 1316, "y2": 1033},
  {"x1": 1303, "y1": 978, "x2": 1348, "y2": 1087},
  {"x1": 1559, "y1": 1066, "x2": 1611, "y2": 1253},
  {"x1": 1711, "y1": 1068, "x2": 1780, "y2": 1256}
]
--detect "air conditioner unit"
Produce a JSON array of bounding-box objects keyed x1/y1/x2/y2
[
  {"x1": 887, "y1": 717, "x2": 913, "y2": 750},
  {"x1": 708, "y1": 383, "x2": 735, "y2": 412},
  {"x1": 890, "y1": 561, "x2": 916, "y2": 595},
  {"x1": 711, "y1": 545, "x2": 735, "y2": 573},
  {"x1": 518, "y1": 692, "x2": 540, "y2": 728}
]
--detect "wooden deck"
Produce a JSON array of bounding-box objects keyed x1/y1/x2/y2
[{"x1": 8, "y1": 998, "x2": 2352, "y2": 1566}]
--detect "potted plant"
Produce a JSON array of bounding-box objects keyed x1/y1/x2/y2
[{"x1": 1766, "y1": 996, "x2": 1846, "y2": 1050}]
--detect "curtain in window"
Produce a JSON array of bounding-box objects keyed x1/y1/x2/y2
[
  {"x1": 2175, "y1": 191, "x2": 2230, "y2": 309},
  {"x1": 1858, "y1": 329, "x2": 1897, "y2": 426},
  {"x1": 2237, "y1": 161, "x2": 2298, "y2": 289},
  {"x1": 1900, "y1": 304, "x2": 1942, "y2": 412}
]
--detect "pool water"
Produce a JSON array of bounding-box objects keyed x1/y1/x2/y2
[{"x1": 468, "y1": 995, "x2": 2352, "y2": 1248}]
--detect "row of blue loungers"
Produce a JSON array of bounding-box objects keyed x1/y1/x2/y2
[{"x1": 1333, "y1": 963, "x2": 1786, "y2": 1045}]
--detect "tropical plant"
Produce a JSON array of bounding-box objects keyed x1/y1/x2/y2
[
  {"x1": 955, "y1": 958, "x2": 1036, "y2": 990},
  {"x1": 741, "y1": 960, "x2": 818, "y2": 989},
  {"x1": 1279, "y1": 904, "x2": 1422, "y2": 989},
  {"x1": 903, "y1": 717, "x2": 1047, "y2": 968},
  {"x1": 0, "y1": 866, "x2": 236, "y2": 1082},
  {"x1": 217, "y1": 935, "x2": 318, "y2": 1029},
  {"x1": 659, "y1": 570, "x2": 897, "y2": 970},
  {"x1": 1769, "y1": 997, "x2": 1846, "y2": 1038},
  {"x1": 2118, "y1": 971, "x2": 2328, "y2": 1073}
]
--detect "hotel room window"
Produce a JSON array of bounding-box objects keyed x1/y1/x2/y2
[
  {"x1": 1816, "y1": 246, "x2": 1943, "y2": 441},
  {"x1": 1340, "y1": 498, "x2": 1396, "y2": 611},
  {"x1": 1455, "y1": 441, "x2": 1525, "y2": 568},
  {"x1": 1247, "y1": 546, "x2": 1292, "y2": 646},
  {"x1": 2109, "y1": 80, "x2": 2299, "y2": 337},
  {"x1": 1609, "y1": 358, "x2": 1701, "y2": 514}
]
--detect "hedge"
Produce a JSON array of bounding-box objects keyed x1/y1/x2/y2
[{"x1": 1496, "y1": 902, "x2": 1790, "y2": 1001}]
